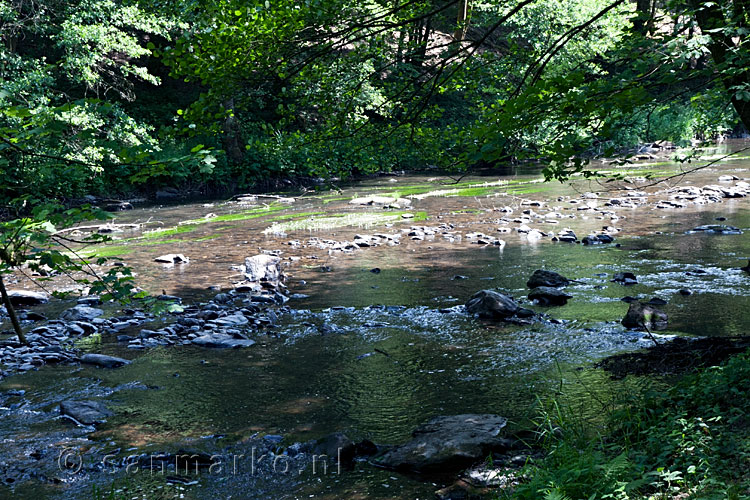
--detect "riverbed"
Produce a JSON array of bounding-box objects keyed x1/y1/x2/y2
[{"x1": 2, "y1": 141, "x2": 750, "y2": 499}]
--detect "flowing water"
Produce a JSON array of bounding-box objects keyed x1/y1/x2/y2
[{"x1": 2, "y1": 142, "x2": 750, "y2": 499}]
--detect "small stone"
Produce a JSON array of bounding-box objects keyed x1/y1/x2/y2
[{"x1": 154, "y1": 254, "x2": 189, "y2": 264}]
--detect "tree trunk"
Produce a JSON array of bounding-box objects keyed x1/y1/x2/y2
[
  {"x1": 0, "y1": 274, "x2": 28, "y2": 345},
  {"x1": 453, "y1": 0, "x2": 470, "y2": 41},
  {"x1": 691, "y1": 1, "x2": 750, "y2": 131},
  {"x1": 222, "y1": 98, "x2": 245, "y2": 165},
  {"x1": 632, "y1": 0, "x2": 652, "y2": 35}
]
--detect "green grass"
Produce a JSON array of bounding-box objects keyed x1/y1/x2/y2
[{"x1": 508, "y1": 350, "x2": 750, "y2": 500}]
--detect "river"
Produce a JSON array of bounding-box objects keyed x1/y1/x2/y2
[{"x1": 1, "y1": 141, "x2": 750, "y2": 499}]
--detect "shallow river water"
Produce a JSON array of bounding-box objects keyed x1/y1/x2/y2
[{"x1": 2, "y1": 142, "x2": 750, "y2": 499}]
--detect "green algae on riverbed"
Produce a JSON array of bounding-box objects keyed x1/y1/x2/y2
[
  {"x1": 262, "y1": 211, "x2": 428, "y2": 233},
  {"x1": 178, "y1": 204, "x2": 286, "y2": 225}
]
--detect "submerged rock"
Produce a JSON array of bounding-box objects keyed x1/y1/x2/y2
[
  {"x1": 528, "y1": 287, "x2": 572, "y2": 306},
  {"x1": 61, "y1": 305, "x2": 104, "y2": 321},
  {"x1": 191, "y1": 334, "x2": 256, "y2": 348},
  {"x1": 373, "y1": 414, "x2": 511, "y2": 473},
  {"x1": 80, "y1": 353, "x2": 131, "y2": 368},
  {"x1": 60, "y1": 400, "x2": 113, "y2": 425},
  {"x1": 622, "y1": 302, "x2": 668, "y2": 330},
  {"x1": 466, "y1": 290, "x2": 518, "y2": 319},
  {"x1": 526, "y1": 270, "x2": 570, "y2": 289}
]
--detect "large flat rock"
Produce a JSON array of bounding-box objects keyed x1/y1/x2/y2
[
  {"x1": 61, "y1": 305, "x2": 104, "y2": 321},
  {"x1": 60, "y1": 400, "x2": 113, "y2": 425},
  {"x1": 191, "y1": 334, "x2": 256, "y2": 348},
  {"x1": 7, "y1": 290, "x2": 49, "y2": 307},
  {"x1": 80, "y1": 353, "x2": 131, "y2": 368},
  {"x1": 373, "y1": 414, "x2": 511, "y2": 473}
]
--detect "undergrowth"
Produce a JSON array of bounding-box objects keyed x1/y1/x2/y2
[{"x1": 507, "y1": 350, "x2": 750, "y2": 500}]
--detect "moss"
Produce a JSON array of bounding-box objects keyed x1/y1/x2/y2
[
  {"x1": 80, "y1": 245, "x2": 134, "y2": 258},
  {"x1": 138, "y1": 238, "x2": 181, "y2": 246},
  {"x1": 75, "y1": 332, "x2": 102, "y2": 348},
  {"x1": 140, "y1": 225, "x2": 196, "y2": 239},
  {"x1": 194, "y1": 234, "x2": 223, "y2": 242},
  {"x1": 321, "y1": 196, "x2": 351, "y2": 204},
  {"x1": 179, "y1": 204, "x2": 286, "y2": 225},
  {"x1": 267, "y1": 211, "x2": 326, "y2": 222}
]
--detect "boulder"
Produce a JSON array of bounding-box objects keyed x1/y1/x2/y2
[
  {"x1": 211, "y1": 313, "x2": 249, "y2": 327},
  {"x1": 312, "y1": 432, "x2": 357, "y2": 465},
  {"x1": 7, "y1": 290, "x2": 49, "y2": 307},
  {"x1": 582, "y1": 235, "x2": 603, "y2": 245},
  {"x1": 373, "y1": 414, "x2": 511, "y2": 473},
  {"x1": 528, "y1": 287, "x2": 572, "y2": 306},
  {"x1": 465, "y1": 290, "x2": 518, "y2": 319},
  {"x1": 526, "y1": 270, "x2": 570, "y2": 289},
  {"x1": 244, "y1": 254, "x2": 282, "y2": 283},
  {"x1": 741, "y1": 260, "x2": 750, "y2": 273},
  {"x1": 612, "y1": 272, "x2": 638, "y2": 285},
  {"x1": 60, "y1": 400, "x2": 113, "y2": 425},
  {"x1": 154, "y1": 254, "x2": 189, "y2": 264},
  {"x1": 61, "y1": 305, "x2": 104, "y2": 321},
  {"x1": 80, "y1": 353, "x2": 131, "y2": 368},
  {"x1": 582, "y1": 234, "x2": 615, "y2": 245},
  {"x1": 556, "y1": 229, "x2": 577, "y2": 242},
  {"x1": 191, "y1": 334, "x2": 256, "y2": 348},
  {"x1": 718, "y1": 175, "x2": 739, "y2": 182},
  {"x1": 622, "y1": 302, "x2": 668, "y2": 330}
]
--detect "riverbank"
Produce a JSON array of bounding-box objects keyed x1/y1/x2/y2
[{"x1": 507, "y1": 348, "x2": 750, "y2": 499}]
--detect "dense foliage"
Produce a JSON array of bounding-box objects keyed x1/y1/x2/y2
[
  {"x1": 511, "y1": 350, "x2": 750, "y2": 499},
  {"x1": 1, "y1": 0, "x2": 748, "y2": 195}
]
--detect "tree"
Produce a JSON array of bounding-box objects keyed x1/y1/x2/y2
[
  {"x1": 688, "y1": 0, "x2": 750, "y2": 129},
  {"x1": 0, "y1": 201, "x2": 136, "y2": 344},
  {"x1": 0, "y1": 0, "x2": 216, "y2": 200}
]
